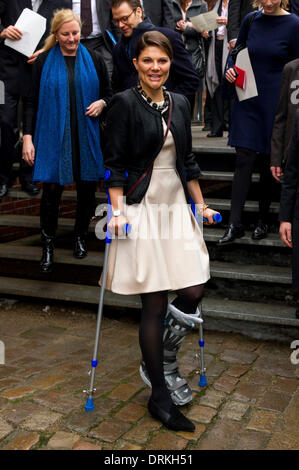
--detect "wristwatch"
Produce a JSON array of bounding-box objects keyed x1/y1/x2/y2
[{"x1": 112, "y1": 210, "x2": 123, "y2": 217}]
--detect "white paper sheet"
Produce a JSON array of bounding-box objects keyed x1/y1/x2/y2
[
  {"x1": 4, "y1": 8, "x2": 46, "y2": 57},
  {"x1": 235, "y1": 48, "x2": 258, "y2": 101},
  {"x1": 190, "y1": 10, "x2": 219, "y2": 32}
]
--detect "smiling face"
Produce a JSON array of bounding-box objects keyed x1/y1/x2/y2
[
  {"x1": 133, "y1": 46, "x2": 171, "y2": 96},
  {"x1": 56, "y1": 20, "x2": 81, "y2": 56},
  {"x1": 260, "y1": 0, "x2": 282, "y2": 15},
  {"x1": 112, "y1": 2, "x2": 143, "y2": 38}
]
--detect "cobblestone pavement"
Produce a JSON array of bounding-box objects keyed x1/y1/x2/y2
[{"x1": 0, "y1": 298, "x2": 298, "y2": 451}]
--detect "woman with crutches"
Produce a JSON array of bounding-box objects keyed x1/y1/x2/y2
[{"x1": 103, "y1": 31, "x2": 219, "y2": 432}]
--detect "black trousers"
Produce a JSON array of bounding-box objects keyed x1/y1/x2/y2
[
  {"x1": 210, "y1": 39, "x2": 228, "y2": 135},
  {"x1": 229, "y1": 147, "x2": 276, "y2": 226},
  {"x1": 292, "y1": 195, "x2": 299, "y2": 291},
  {"x1": 40, "y1": 181, "x2": 97, "y2": 237},
  {"x1": 0, "y1": 90, "x2": 33, "y2": 186}
]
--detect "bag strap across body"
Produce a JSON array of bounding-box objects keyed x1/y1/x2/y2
[{"x1": 126, "y1": 93, "x2": 173, "y2": 197}]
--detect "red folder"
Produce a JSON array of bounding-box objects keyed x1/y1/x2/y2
[{"x1": 233, "y1": 66, "x2": 246, "y2": 90}]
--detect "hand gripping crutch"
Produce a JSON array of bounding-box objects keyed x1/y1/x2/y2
[
  {"x1": 190, "y1": 199, "x2": 222, "y2": 388},
  {"x1": 84, "y1": 180, "x2": 131, "y2": 412}
]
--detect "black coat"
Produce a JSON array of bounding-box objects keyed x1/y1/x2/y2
[
  {"x1": 271, "y1": 59, "x2": 299, "y2": 168},
  {"x1": 111, "y1": 18, "x2": 200, "y2": 100},
  {"x1": 289, "y1": 0, "x2": 299, "y2": 16},
  {"x1": 103, "y1": 88, "x2": 201, "y2": 205},
  {"x1": 0, "y1": 0, "x2": 69, "y2": 95},
  {"x1": 142, "y1": 0, "x2": 175, "y2": 29},
  {"x1": 227, "y1": 0, "x2": 255, "y2": 42},
  {"x1": 279, "y1": 109, "x2": 299, "y2": 223}
]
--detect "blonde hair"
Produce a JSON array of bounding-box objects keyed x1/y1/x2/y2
[
  {"x1": 43, "y1": 9, "x2": 82, "y2": 52},
  {"x1": 252, "y1": 0, "x2": 289, "y2": 9}
]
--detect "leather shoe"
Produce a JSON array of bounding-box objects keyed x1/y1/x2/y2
[
  {"x1": 148, "y1": 398, "x2": 195, "y2": 432},
  {"x1": 202, "y1": 125, "x2": 211, "y2": 131},
  {"x1": 74, "y1": 236, "x2": 87, "y2": 259},
  {"x1": 217, "y1": 224, "x2": 245, "y2": 245},
  {"x1": 296, "y1": 309, "x2": 299, "y2": 319},
  {"x1": 21, "y1": 182, "x2": 40, "y2": 196},
  {"x1": 0, "y1": 182, "x2": 9, "y2": 199},
  {"x1": 252, "y1": 222, "x2": 268, "y2": 240},
  {"x1": 207, "y1": 131, "x2": 223, "y2": 138}
]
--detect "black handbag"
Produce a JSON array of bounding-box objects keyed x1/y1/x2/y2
[{"x1": 189, "y1": 38, "x2": 206, "y2": 78}]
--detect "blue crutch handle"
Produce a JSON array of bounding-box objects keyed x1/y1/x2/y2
[{"x1": 203, "y1": 213, "x2": 222, "y2": 223}]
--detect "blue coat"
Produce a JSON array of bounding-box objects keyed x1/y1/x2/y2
[{"x1": 111, "y1": 18, "x2": 200, "y2": 100}]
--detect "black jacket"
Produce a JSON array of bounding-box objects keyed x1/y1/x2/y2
[
  {"x1": 111, "y1": 18, "x2": 200, "y2": 100},
  {"x1": 279, "y1": 109, "x2": 299, "y2": 223},
  {"x1": 143, "y1": 0, "x2": 175, "y2": 29},
  {"x1": 103, "y1": 88, "x2": 201, "y2": 205},
  {"x1": 0, "y1": 0, "x2": 69, "y2": 95},
  {"x1": 271, "y1": 59, "x2": 299, "y2": 168},
  {"x1": 289, "y1": 0, "x2": 299, "y2": 16},
  {"x1": 227, "y1": 0, "x2": 255, "y2": 42}
]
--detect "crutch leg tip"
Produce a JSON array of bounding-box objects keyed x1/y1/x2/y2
[
  {"x1": 85, "y1": 398, "x2": 95, "y2": 412},
  {"x1": 198, "y1": 375, "x2": 208, "y2": 387}
]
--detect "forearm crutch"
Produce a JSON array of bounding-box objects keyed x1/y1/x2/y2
[
  {"x1": 190, "y1": 199, "x2": 222, "y2": 388},
  {"x1": 84, "y1": 189, "x2": 130, "y2": 412}
]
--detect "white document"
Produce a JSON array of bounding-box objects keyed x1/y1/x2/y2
[
  {"x1": 5, "y1": 8, "x2": 46, "y2": 57},
  {"x1": 235, "y1": 48, "x2": 258, "y2": 101},
  {"x1": 190, "y1": 10, "x2": 219, "y2": 32}
]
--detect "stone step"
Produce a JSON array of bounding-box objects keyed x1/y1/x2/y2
[
  {"x1": 0, "y1": 276, "x2": 297, "y2": 327},
  {"x1": 0, "y1": 245, "x2": 291, "y2": 284},
  {"x1": 200, "y1": 171, "x2": 259, "y2": 182},
  {"x1": 0, "y1": 215, "x2": 285, "y2": 247}
]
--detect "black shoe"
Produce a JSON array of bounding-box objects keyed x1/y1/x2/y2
[
  {"x1": 207, "y1": 131, "x2": 223, "y2": 138},
  {"x1": 202, "y1": 125, "x2": 211, "y2": 131},
  {"x1": 295, "y1": 309, "x2": 299, "y2": 319},
  {"x1": 21, "y1": 182, "x2": 40, "y2": 196},
  {"x1": 40, "y1": 232, "x2": 54, "y2": 274},
  {"x1": 74, "y1": 236, "x2": 87, "y2": 259},
  {"x1": 148, "y1": 398, "x2": 195, "y2": 432},
  {"x1": 252, "y1": 222, "x2": 268, "y2": 240},
  {"x1": 217, "y1": 224, "x2": 245, "y2": 245},
  {"x1": 0, "y1": 182, "x2": 9, "y2": 199}
]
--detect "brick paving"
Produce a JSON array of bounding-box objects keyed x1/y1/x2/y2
[{"x1": 0, "y1": 299, "x2": 298, "y2": 451}]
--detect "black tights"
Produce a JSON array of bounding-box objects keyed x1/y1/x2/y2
[{"x1": 139, "y1": 284, "x2": 204, "y2": 411}]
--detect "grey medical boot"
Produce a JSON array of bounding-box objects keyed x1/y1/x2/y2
[{"x1": 139, "y1": 303, "x2": 203, "y2": 406}]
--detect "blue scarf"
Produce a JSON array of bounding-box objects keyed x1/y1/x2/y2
[{"x1": 33, "y1": 44, "x2": 104, "y2": 185}]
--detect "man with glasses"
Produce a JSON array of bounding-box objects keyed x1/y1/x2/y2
[
  {"x1": 110, "y1": 0, "x2": 200, "y2": 107},
  {"x1": 0, "y1": 0, "x2": 69, "y2": 200}
]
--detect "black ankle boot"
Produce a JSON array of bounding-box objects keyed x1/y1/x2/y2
[
  {"x1": 148, "y1": 398, "x2": 195, "y2": 432},
  {"x1": 217, "y1": 224, "x2": 245, "y2": 245},
  {"x1": 40, "y1": 231, "x2": 54, "y2": 274},
  {"x1": 74, "y1": 235, "x2": 87, "y2": 259}
]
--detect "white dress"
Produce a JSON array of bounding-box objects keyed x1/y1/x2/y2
[{"x1": 104, "y1": 120, "x2": 210, "y2": 295}]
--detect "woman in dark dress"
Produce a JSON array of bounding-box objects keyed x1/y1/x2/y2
[
  {"x1": 218, "y1": 0, "x2": 299, "y2": 245},
  {"x1": 22, "y1": 9, "x2": 112, "y2": 273}
]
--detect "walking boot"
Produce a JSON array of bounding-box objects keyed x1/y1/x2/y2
[
  {"x1": 40, "y1": 230, "x2": 54, "y2": 274},
  {"x1": 140, "y1": 304, "x2": 203, "y2": 406}
]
